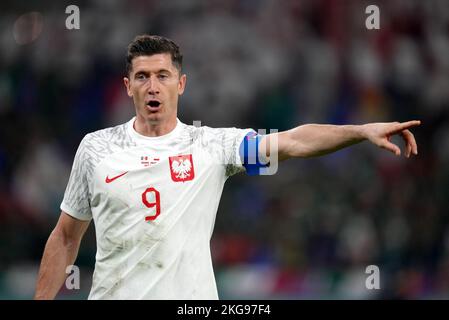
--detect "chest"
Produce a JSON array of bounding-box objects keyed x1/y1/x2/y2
[{"x1": 89, "y1": 142, "x2": 223, "y2": 223}]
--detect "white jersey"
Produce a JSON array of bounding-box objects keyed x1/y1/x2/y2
[{"x1": 61, "y1": 117, "x2": 253, "y2": 299}]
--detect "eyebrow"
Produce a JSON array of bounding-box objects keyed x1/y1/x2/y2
[{"x1": 134, "y1": 69, "x2": 172, "y2": 76}]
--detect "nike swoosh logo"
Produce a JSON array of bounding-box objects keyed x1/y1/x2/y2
[{"x1": 105, "y1": 171, "x2": 128, "y2": 183}]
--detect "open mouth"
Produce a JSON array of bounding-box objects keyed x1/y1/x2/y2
[{"x1": 146, "y1": 100, "x2": 161, "y2": 110}]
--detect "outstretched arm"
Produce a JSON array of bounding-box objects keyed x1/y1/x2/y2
[{"x1": 259, "y1": 120, "x2": 421, "y2": 161}]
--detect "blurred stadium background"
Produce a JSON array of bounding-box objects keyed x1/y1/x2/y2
[{"x1": 0, "y1": 0, "x2": 448, "y2": 299}]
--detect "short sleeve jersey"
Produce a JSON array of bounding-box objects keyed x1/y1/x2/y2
[{"x1": 61, "y1": 117, "x2": 253, "y2": 299}]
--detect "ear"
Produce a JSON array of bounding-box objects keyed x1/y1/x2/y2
[
  {"x1": 178, "y1": 74, "x2": 187, "y2": 96},
  {"x1": 123, "y1": 77, "x2": 132, "y2": 97}
]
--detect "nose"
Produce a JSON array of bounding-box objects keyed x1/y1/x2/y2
[{"x1": 147, "y1": 75, "x2": 160, "y2": 95}]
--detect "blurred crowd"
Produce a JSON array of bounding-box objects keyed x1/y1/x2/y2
[{"x1": 0, "y1": 0, "x2": 448, "y2": 299}]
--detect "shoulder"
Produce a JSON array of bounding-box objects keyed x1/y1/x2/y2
[
  {"x1": 76, "y1": 121, "x2": 136, "y2": 163},
  {"x1": 181, "y1": 123, "x2": 254, "y2": 162},
  {"x1": 181, "y1": 123, "x2": 250, "y2": 142}
]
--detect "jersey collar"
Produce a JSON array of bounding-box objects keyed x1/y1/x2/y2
[{"x1": 127, "y1": 117, "x2": 183, "y2": 143}]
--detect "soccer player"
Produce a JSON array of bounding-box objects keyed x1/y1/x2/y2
[{"x1": 34, "y1": 35, "x2": 420, "y2": 299}]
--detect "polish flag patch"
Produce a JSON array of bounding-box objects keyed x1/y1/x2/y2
[{"x1": 169, "y1": 154, "x2": 195, "y2": 182}]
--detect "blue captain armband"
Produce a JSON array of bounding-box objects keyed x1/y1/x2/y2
[{"x1": 239, "y1": 131, "x2": 270, "y2": 176}]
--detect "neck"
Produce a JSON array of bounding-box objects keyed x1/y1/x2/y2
[{"x1": 134, "y1": 116, "x2": 178, "y2": 137}]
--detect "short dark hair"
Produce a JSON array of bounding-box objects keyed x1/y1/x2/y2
[{"x1": 125, "y1": 35, "x2": 183, "y2": 75}]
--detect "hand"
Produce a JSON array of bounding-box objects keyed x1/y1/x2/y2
[{"x1": 361, "y1": 120, "x2": 421, "y2": 157}]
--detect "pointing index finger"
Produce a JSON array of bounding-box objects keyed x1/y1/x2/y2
[{"x1": 392, "y1": 120, "x2": 421, "y2": 133}]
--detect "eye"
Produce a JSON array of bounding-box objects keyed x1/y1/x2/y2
[
  {"x1": 158, "y1": 74, "x2": 168, "y2": 80},
  {"x1": 136, "y1": 73, "x2": 147, "y2": 80}
]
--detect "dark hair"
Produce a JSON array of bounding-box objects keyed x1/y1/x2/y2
[{"x1": 125, "y1": 35, "x2": 183, "y2": 75}]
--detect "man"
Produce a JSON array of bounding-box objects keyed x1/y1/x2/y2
[{"x1": 34, "y1": 35, "x2": 420, "y2": 299}]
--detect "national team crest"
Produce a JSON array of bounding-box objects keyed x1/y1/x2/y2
[{"x1": 169, "y1": 154, "x2": 195, "y2": 182}]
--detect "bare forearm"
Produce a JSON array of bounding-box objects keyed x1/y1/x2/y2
[
  {"x1": 269, "y1": 120, "x2": 421, "y2": 161},
  {"x1": 284, "y1": 124, "x2": 366, "y2": 158},
  {"x1": 34, "y1": 230, "x2": 80, "y2": 300}
]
